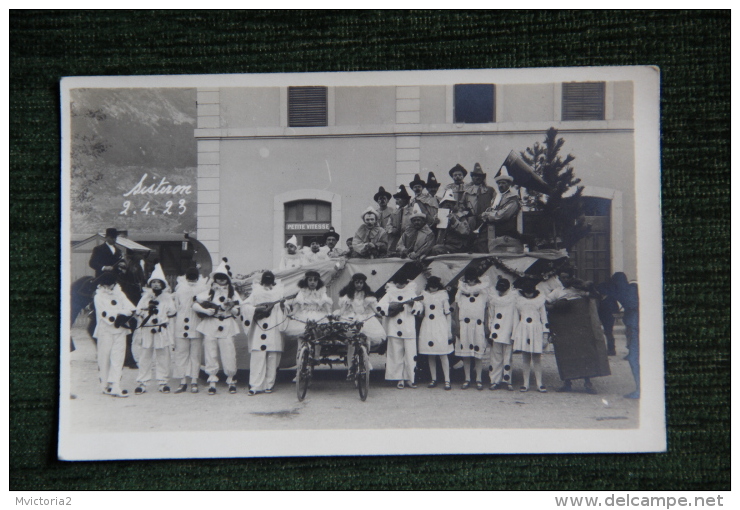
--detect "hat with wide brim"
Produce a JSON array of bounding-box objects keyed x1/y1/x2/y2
[
  {"x1": 470, "y1": 162, "x2": 486, "y2": 178},
  {"x1": 373, "y1": 186, "x2": 392, "y2": 202},
  {"x1": 323, "y1": 227, "x2": 340, "y2": 243},
  {"x1": 393, "y1": 185, "x2": 411, "y2": 200},
  {"x1": 449, "y1": 164, "x2": 468, "y2": 178},
  {"x1": 105, "y1": 227, "x2": 120, "y2": 238},
  {"x1": 409, "y1": 174, "x2": 426, "y2": 189}
]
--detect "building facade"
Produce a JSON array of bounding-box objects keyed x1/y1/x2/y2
[{"x1": 193, "y1": 80, "x2": 635, "y2": 283}]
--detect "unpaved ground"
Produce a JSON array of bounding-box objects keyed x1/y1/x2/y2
[{"x1": 67, "y1": 327, "x2": 638, "y2": 433}]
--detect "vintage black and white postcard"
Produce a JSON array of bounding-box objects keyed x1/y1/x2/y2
[{"x1": 59, "y1": 67, "x2": 664, "y2": 460}]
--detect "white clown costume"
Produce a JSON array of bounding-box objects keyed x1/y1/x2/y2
[
  {"x1": 512, "y1": 292, "x2": 549, "y2": 354},
  {"x1": 172, "y1": 271, "x2": 209, "y2": 392},
  {"x1": 92, "y1": 277, "x2": 136, "y2": 397},
  {"x1": 278, "y1": 235, "x2": 305, "y2": 271},
  {"x1": 242, "y1": 273, "x2": 287, "y2": 394},
  {"x1": 284, "y1": 284, "x2": 333, "y2": 337},
  {"x1": 486, "y1": 283, "x2": 518, "y2": 388},
  {"x1": 134, "y1": 264, "x2": 176, "y2": 392},
  {"x1": 454, "y1": 279, "x2": 489, "y2": 359},
  {"x1": 377, "y1": 280, "x2": 422, "y2": 384},
  {"x1": 417, "y1": 289, "x2": 452, "y2": 356},
  {"x1": 334, "y1": 292, "x2": 386, "y2": 349},
  {"x1": 193, "y1": 259, "x2": 242, "y2": 394}
]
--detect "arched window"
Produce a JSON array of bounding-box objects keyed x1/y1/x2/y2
[{"x1": 284, "y1": 200, "x2": 332, "y2": 247}]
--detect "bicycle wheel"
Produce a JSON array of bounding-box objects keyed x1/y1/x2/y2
[
  {"x1": 357, "y1": 344, "x2": 369, "y2": 401},
  {"x1": 296, "y1": 345, "x2": 310, "y2": 401}
]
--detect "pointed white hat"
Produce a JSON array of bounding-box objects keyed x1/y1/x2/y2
[
  {"x1": 286, "y1": 235, "x2": 298, "y2": 247},
  {"x1": 210, "y1": 257, "x2": 232, "y2": 282},
  {"x1": 438, "y1": 188, "x2": 456, "y2": 204},
  {"x1": 148, "y1": 263, "x2": 168, "y2": 288},
  {"x1": 410, "y1": 202, "x2": 426, "y2": 219}
]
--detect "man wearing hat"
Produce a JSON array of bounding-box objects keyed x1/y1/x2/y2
[
  {"x1": 279, "y1": 235, "x2": 305, "y2": 271},
  {"x1": 386, "y1": 185, "x2": 413, "y2": 253},
  {"x1": 89, "y1": 227, "x2": 124, "y2": 277},
  {"x1": 430, "y1": 188, "x2": 472, "y2": 255},
  {"x1": 352, "y1": 207, "x2": 389, "y2": 258},
  {"x1": 463, "y1": 163, "x2": 496, "y2": 253},
  {"x1": 408, "y1": 174, "x2": 438, "y2": 227},
  {"x1": 479, "y1": 169, "x2": 522, "y2": 252},
  {"x1": 425, "y1": 172, "x2": 441, "y2": 198},
  {"x1": 323, "y1": 227, "x2": 346, "y2": 258},
  {"x1": 372, "y1": 186, "x2": 395, "y2": 233},
  {"x1": 443, "y1": 164, "x2": 469, "y2": 205},
  {"x1": 396, "y1": 204, "x2": 436, "y2": 260}
]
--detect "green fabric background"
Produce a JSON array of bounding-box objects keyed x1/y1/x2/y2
[{"x1": 10, "y1": 10, "x2": 729, "y2": 490}]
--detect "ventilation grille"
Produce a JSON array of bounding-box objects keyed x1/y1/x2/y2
[
  {"x1": 562, "y1": 82, "x2": 605, "y2": 121},
  {"x1": 288, "y1": 86, "x2": 328, "y2": 127}
]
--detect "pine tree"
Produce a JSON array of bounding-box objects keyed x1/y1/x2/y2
[{"x1": 520, "y1": 127, "x2": 589, "y2": 250}]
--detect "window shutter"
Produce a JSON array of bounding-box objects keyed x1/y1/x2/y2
[
  {"x1": 288, "y1": 86, "x2": 328, "y2": 127},
  {"x1": 562, "y1": 82, "x2": 605, "y2": 121}
]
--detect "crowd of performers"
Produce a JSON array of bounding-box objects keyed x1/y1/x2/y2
[
  {"x1": 86, "y1": 162, "x2": 639, "y2": 400},
  {"x1": 89, "y1": 241, "x2": 639, "y2": 400}
]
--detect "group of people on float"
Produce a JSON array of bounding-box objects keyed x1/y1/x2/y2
[{"x1": 278, "y1": 162, "x2": 521, "y2": 268}]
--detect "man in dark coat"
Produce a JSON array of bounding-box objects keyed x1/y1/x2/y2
[
  {"x1": 463, "y1": 163, "x2": 496, "y2": 252},
  {"x1": 89, "y1": 228, "x2": 124, "y2": 276}
]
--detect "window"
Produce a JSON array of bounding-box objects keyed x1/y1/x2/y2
[
  {"x1": 288, "y1": 86, "x2": 328, "y2": 127},
  {"x1": 562, "y1": 82, "x2": 605, "y2": 121},
  {"x1": 284, "y1": 200, "x2": 332, "y2": 247},
  {"x1": 454, "y1": 84, "x2": 495, "y2": 124},
  {"x1": 571, "y1": 197, "x2": 611, "y2": 285}
]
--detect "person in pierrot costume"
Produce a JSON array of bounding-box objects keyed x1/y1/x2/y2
[
  {"x1": 418, "y1": 276, "x2": 453, "y2": 390},
  {"x1": 172, "y1": 268, "x2": 209, "y2": 394},
  {"x1": 92, "y1": 271, "x2": 137, "y2": 398},
  {"x1": 133, "y1": 263, "x2": 176, "y2": 394},
  {"x1": 242, "y1": 271, "x2": 287, "y2": 396},
  {"x1": 193, "y1": 258, "x2": 242, "y2": 395},
  {"x1": 376, "y1": 272, "x2": 423, "y2": 389},
  {"x1": 486, "y1": 276, "x2": 517, "y2": 391}
]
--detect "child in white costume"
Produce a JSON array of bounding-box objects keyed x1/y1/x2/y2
[
  {"x1": 284, "y1": 270, "x2": 333, "y2": 337},
  {"x1": 377, "y1": 274, "x2": 422, "y2": 389},
  {"x1": 417, "y1": 276, "x2": 453, "y2": 390},
  {"x1": 242, "y1": 271, "x2": 286, "y2": 395},
  {"x1": 512, "y1": 277, "x2": 550, "y2": 392},
  {"x1": 92, "y1": 272, "x2": 136, "y2": 397},
  {"x1": 334, "y1": 273, "x2": 386, "y2": 349},
  {"x1": 454, "y1": 267, "x2": 489, "y2": 390},
  {"x1": 134, "y1": 263, "x2": 176, "y2": 394},
  {"x1": 486, "y1": 277, "x2": 517, "y2": 391},
  {"x1": 279, "y1": 235, "x2": 305, "y2": 271},
  {"x1": 193, "y1": 258, "x2": 241, "y2": 395},
  {"x1": 334, "y1": 273, "x2": 386, "y2": 378},
  {"x1": 172, "y1": 268, "x2": 208, "y2": 394}
]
